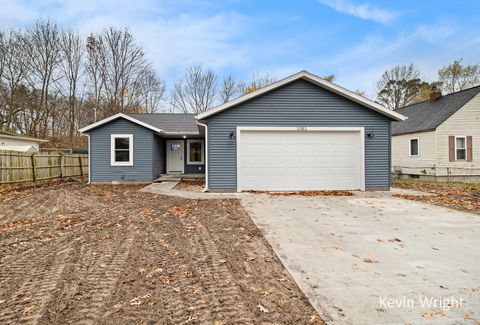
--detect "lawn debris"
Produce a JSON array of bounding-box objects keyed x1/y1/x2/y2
[{"x1": 257, "y1": 304, "x2": 269, "y2": 313}]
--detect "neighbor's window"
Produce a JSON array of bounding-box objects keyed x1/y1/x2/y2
[
  {"x1": 111, "y1": 134, "x2": 133, "y2": 166},
  {"x1": 409, "y1": 138, "x2": 419, "y2": 156},
  {"x1": 455, "y1": 136, "x2": 466, "y2": 160},
  {"x1": 187, "y1": 139, "x2": 204, "y2": 165}
]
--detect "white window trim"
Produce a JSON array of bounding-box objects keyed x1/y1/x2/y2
[
  {"x1": 186, "y1": 139, "x2": 204, "y2": 165},
  {"x1": 236, "y1": 126, "x2": 365, "y2": 192},
  {"x1": 111, "y1": 134, "x2": 133, "y2": 166},
  {"x1": 455, "y1": 136, "x2": 467, "y2": 161},
  {"x1": 409, "y1": 138, "x2": 420, "y2": 157}
]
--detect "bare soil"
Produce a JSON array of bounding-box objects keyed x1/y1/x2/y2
[
  {"x1": 0, "y1": 180, "x2": 323, "y2": 324},
  {"x1": 393, "y1": 179, "x2": 480, "y2": 215}
]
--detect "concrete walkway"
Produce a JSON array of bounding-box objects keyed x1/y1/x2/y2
[
  {"x1": 140, "y1": 182, "x2": 238, "y2": 199},
  {"x1": 240, "y1": 193, "x2": 480, "y2": 325}
]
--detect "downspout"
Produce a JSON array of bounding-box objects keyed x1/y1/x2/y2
[{"x1": 196, "y1": 120, "x2": 209, "y2": 192}]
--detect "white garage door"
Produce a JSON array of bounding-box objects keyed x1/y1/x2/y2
[{"x1": 237, "y1": 127, "x2": 364, "y2": 191}]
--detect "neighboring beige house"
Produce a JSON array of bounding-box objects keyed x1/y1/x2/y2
[
  {"x1": 0, "y1": 131, "x2": 48, "y2": 152},
  {"x1": 392, "y1": 86, "x2": 480, "y2": 182}
]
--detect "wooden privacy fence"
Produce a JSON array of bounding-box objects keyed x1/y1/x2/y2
[{"x1": 0, "y1": 151, "x2": 88, "y2": 185}]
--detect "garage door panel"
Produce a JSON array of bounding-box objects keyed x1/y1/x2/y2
[{"x1": 238, "y1": 129, "x2": 363, "y2": 191}]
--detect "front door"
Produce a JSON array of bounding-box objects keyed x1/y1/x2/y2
[{"x1": 166, "y1": 140, "x2": 184, "y2": 174}]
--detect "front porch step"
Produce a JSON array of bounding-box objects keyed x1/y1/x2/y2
[{"x1": 155, "y1": 174, "x2": 205, "y2": 183}]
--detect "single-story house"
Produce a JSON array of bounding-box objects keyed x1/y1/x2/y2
[
  {"x1": 79, "y1": 70, "x2": 406, "y2": 192},
  {"x1": 0, "y1": 130, "x2": 48, "y2": 152},
  {"x1": 392, "y1": 85, "x2": 480, "y2": 181}
]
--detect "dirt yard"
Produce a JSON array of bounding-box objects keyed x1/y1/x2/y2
[
  {"x1": 0, "y1": 180, "x2": 323, "y2": 324},
  {"x1": 393, "y1": 179, "x2": 480, "y2": 215}
]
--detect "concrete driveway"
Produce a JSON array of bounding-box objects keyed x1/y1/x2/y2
[{"x1": 240, "y1": 191, "x2": 480, "y2": 325}]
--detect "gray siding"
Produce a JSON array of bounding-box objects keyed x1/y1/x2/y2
[
  {"x1": 89, "y1": 119, "x2": 154, "y2": 182},
  {"x1": 153, "y1": 135, "x2": 165, "y2": 179},
  {"x1": 205, "y1": 79, "x2": 392, "y2": 190}
]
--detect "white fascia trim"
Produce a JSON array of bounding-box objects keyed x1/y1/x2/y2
[
  {"x1": 111, "y1": 134, "x2": 134, "y2": 166},
  {"x1": 186, "y1": 139, "x2": 205, "y2": 165},
  {"x1": 235, "y1": 126, "x2": 366, "y2": 192},
  {"x1": 79, "y1": 113, "x2": 164, "y2": 134},
  {"x1": 196, "y1": 71, "x2": 407, "y2": 122},
  {"x1": 196, "y1": 121, "x2": 209, "y2": 192}
]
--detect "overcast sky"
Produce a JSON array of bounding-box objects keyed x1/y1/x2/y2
[{"x1": 1, "y1": 0, "x2": 479, "y2": 97}]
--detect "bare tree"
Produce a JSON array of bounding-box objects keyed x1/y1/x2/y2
[
  {"x1": 438, "y1": 59, "x2": 480, "y2": 93},
  {"x1": 171, "y1": 65, "x2": 217, "y2": 114},
  {"x1": 376, "y1": 64, "x2": 424, "y2": 110},
  {"x1": 137, "y1": 69, "x2": 165, "y2": 113},
  {"x1": 219, "y1": 74, "x2": 241, "y2": 103},
  {"x1": 23, "y1": 19, "x2": 62, "y2": 136},
  {"x1": 92, "y1": 28, "x2": 152, "y2": 116},
  {"x1": 239, "y1": 73, "x2": 277, "y2": 94},
  {"x1": 0, "y1": 30, "x2": 31, "y2": 131},
  {"x1": 59, "y1": 30, "x2": 84, "y2": 145},
  {"x1": 85, "y1": 34, "x2": 104, "y2": 119}
]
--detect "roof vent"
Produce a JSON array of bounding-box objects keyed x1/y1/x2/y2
[{"x1": 429, "y1": 86, "x2": 442, "y2": 102}]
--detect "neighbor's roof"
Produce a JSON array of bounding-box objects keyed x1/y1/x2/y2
[
  {"x1": 78, "y1": 113, "x2": 199, "y2": 134},
  {"x1": 392, "y1": 85, "x2": 480, "y2": 136},
  {"x1": 0, "y1": 130, "x2": 48, "y2": 142},
  {"x1": 196, "y1": 70, "x2": 407, "y2": 122}
]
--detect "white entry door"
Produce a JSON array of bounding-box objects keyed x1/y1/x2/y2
[
  {"x1": 237, "y1": 127, "x2": 364, "y2": 191},
  {"x1": 166, "y1": 140, "x2": 184, "y2": 174}
]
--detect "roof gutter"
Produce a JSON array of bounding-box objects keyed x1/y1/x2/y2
[
  {"x1": 0, "y1": 134, "x2": 48, "y2": 142},
  {"x1": 195, "y1": 120, "x2": 209, "y2": 192}
]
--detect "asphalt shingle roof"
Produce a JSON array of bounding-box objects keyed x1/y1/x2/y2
[
  {"x1": 126, "y1": 113, "x2": 199, "y2": 134},
  {"x1": 392, "y1": 85, "x2": 480, "y2": 136}
]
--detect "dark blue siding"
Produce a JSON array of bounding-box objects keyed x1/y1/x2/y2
[
  {"x1": 89, "y1": 119, "x2": 154, "y2": 182},
  {"x1": 153, "y1": 135, "x2": 165, "y2": 179},
  {"x1": 205, "y1": 79, "x2": 392, "y2": 190},
  {"x1": 183, "y1": 139, "x2": 205, "y2": 174}
]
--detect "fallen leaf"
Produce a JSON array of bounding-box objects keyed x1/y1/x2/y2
[
  {"x1": 257, "y1": 304, "x2": 269, "y2": 313},
  {"x1": 422, "y1": 311, "x2": 433, "y2": 319},
  {"x1": 260, "y1": 291, "x2": 270, "y2": 296},
  {"x1": 363, "y1": 258, "x2": 379, "y2": 264},
  {"x1": 310, "y1": 314, "x2": 321, "y2": 323},
  {"x1": 186, "y1": 315, "x2": 198, "y2": 322},
  {"x1": 130, "y1": 300, "x2": 142, "y2": 306},
  {"x1": 388, "y1": 237, "x2": 402, "y2": 242},
  {"x1": 23, "y1": 305, "x2": 36, "y2": 315}
]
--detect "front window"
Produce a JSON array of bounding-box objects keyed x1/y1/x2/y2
[
  {"x1": 111, "y1": 134, "x2": 133, "y2": 166},
  {"x1": 409, "y1": 138, "x2": 419, "y2": 156},
  {"x1": 455, "y1": 136, "x2": 466, "y2": 160},
  {"x1": 187, "y1": 139, "x2": 204, "y2": 165}
]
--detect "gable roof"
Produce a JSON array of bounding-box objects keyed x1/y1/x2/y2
[
  {"x1": 78, "y1": 113, "x2": 200, "y2": 134},
  {"x1": 196, "y1": 70, "x2": 407, "y2": 122},
  {"x1": 0, "y1": 130, "x2": 48, "y2": 143},
  {"x1": 127, "y1": 113, "x2": 199, "y2": 134},
  {"x1": 392, "y1": 85, "x2": 480, "y2": 136}
]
